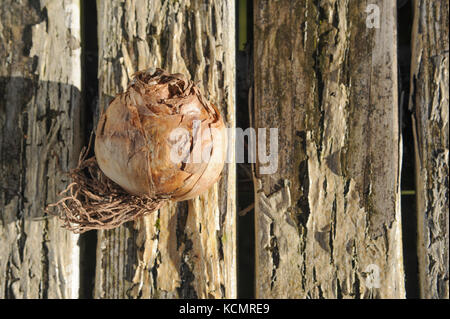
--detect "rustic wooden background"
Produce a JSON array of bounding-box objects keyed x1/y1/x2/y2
[{"x1": 0, "y1": 0, "x2": 448, "y2": 299}]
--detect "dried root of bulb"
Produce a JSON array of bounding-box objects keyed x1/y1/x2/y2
[{"x1": 47, "y1": 147, "x2": 165, "y2": 233}]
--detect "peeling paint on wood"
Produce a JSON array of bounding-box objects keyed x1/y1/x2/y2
[
  {"x1": 94, "y1": 0, "x2": 236, "y2": 299},
  {"x1": 0, "y1": 0, "x2": 82, "y2": 298},
  {"x1": 253, "y1": 0, "x2": 405, "y2": 298},
  {"x1": 410, "y1": 0, "x2": 449, "y2": 299}
]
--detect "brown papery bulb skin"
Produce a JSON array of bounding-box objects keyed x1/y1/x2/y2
[{"x1": 94, "y1": 68, "x2": 227, "y2": 201}]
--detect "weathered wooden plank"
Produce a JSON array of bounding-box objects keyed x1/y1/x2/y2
[
  {"x1": 253, "y1": 0, "x2": 405, "y2": 298},
  {"x1": 410, "y1": 0, "x2": 449, "y2": 299},
  {"x1": 0, "y1": 0, "x2": 82, "y2": 298},
  {"x1": 94, "y1": 0, "x2": 236, "y2": 298}
]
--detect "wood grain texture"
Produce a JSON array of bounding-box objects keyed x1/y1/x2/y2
[
  {"x1": 253, "y1": 0, "x2": 405, "y2": 298},
  {"x1": 0, "y1": 0, "x2": 82, "y2": 298},
  {"x1": 410, "y1": 0, "x2": 449, "y2": 299},
  {"x1": 94, "y1": 0, "x2": 236, "y2": 298}
]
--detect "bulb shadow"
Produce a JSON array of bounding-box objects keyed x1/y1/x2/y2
[{"x1": 0, "y1": 76, "x2": 113, "y2": 226}]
